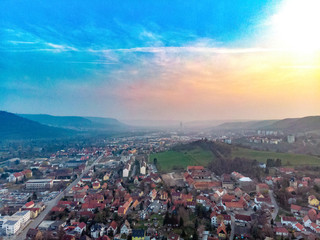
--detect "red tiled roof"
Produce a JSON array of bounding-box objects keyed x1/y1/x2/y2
[
  {"x1": 275, "y1": 227, "x2": 289, "y2": 234},
  {"x1": 295, "y1": 223, "x2": 305, "y2": 231},
  {"x1": 291, "y1": 204, "x2": 302, "y2": 211},
  {"x1": 225, "y1": 201, "x2": 244, "y2": 209},
  {"x1": 282, "y1": 216, "x2": 297, "y2": 222},
  {"x1": 110, "y1": 221, "x2": 117, "y2": 230},
  {"x1": 77, "y1": 222, "x2": 86, "y2": 229},
  {"x1": 58, "y1": 201, "x2": 72, "y2": 206},
  {"x1": 235, "y1": 214, "x2": 251, "y2": 222},
  {"x1": 13, "y1": 172, "x2": 24, "y2": 178},
  {"x1": 52, "y1": 206, "x2": 65, "y2": 212},
  {"x1": 25, "y1": 201, "x2": 34, "y2": 208},
  {"x1": 257, "y1": 183, "x2": 269, "y2": 189},
  {"x1": 187, "y1": 166, "x2": 204, "y2": 171}
]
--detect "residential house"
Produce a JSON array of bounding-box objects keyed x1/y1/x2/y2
[
  {"x1": 26, "y1": 228, "x2": 42, "y2": 240},
  {"x1": 303, "y1": 215, "x2": 312, "y2": 227},
  {"x1": 140, "y1": 161, "x2": 146, "y2": 175},
  {"x1": 291, "y1": 204, "x2": 302, "y2": 214},
  {"x1": 123, "y1": 164, "x2": 130, "y2": 178},
  {"x1": 90, "y1": 223, "x2": 105, "y2": 239},
  {"x1": 74, "y1": 222, "x2": 86, "y2": 235},
  {"x1": 308, "y1": 195, "x2": 319, "y2": 207},
  {"x1": 274, "y1": 227, "x2": 289, "y2": 237},
  {"x1": 217, "y1": 222, "x2": 227, "y2": 239},
  {"x1": 24, "y1": 201, "x2": 35, "y2": 209},
  {"x1": 281, "y1": 216, "x2": 297, "y2": 226},
  {"x1": 310, "y1": 223, "x2": 320, "y2": 234},
  {"x1": 120, "y1": 220, "x2": 131, "y2": 235},
  {"x1": 235, "y1": 214, "x2": 251, "y2": 224},
  {"x1": 256, "y1": 183, "x2": 269, "y2": 193},
  {"x1": 92, "y1": 181, "x2": 100, "y2": 190},
  {"x1": 107, "y1": 221, "x2": 117, "y2": 236},
  {"x1": 309, "y1": 208, "x2": 318, "y2": 222},
  {"x1": 8, "y1": 172, "x2": 24, "y2": 183},
  {"x1": 211, "y1": 212, "x2": 231, "y2": 226},
  {"x1": 293, "y1": 223, "x2": 305, "y2": 232}
]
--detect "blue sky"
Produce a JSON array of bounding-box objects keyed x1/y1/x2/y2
[{"x1": 1, "y1": 0, "x2": 319, "y2": 121}]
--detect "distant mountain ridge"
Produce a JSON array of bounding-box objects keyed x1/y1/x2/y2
[
  {"x1": 20, "y1": 114, "x2": 127, "y2": 131},
  {"x1": 0, "y1": 111, "x2": 73, "y2": 140},
  {"x1": 215, "y1": 116, "x2": 320, "y2": 133}
]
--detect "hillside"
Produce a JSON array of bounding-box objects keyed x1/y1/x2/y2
[
  {"x1": 265, "y1": 116, "x2": 320, "y2": 133},
  {"x1": 215, "y1": 116, "x2": 320, "y2": 133},
  {"x1": 0, "y1": 111, "x2": 74, "y2": 140},
  {"x1": 150, "y1": 140, "x2": 320, "y2": 172},
  {"x1": 216, "y1": 120, "x2": 277, "y2": 130},
  {"x1": 86, "y1": 117, "x2": 127, "y2": 129},
  {"x1": 20, "y1": 114, "x2": 127, "y2": 131}
]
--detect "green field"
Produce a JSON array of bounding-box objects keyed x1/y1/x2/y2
[
  {"x1": 151, "y1": 145, "x2": 320, "y2": 172},
  {"x1": 149, "y1": 146, "x2": 215, "y2": 171},
  {"x1": 232, "y1": 147, "x2": 320, "y2": 166}
]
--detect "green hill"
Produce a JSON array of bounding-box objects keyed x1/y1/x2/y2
[
  {"x1": 150, "y1": 140, "x2": 320, "y2": 172},
  {"x1": 0, "y1": 111, "x2": 74, "y2": 140},
  {"x1": 215, "y1": 116, "x2": 320, "y2": 133},
  {"x1": 20, "y1": 114, "x2": 127, "y2": 131},
  {"x1": 150, "y1": 146, "x2": 215, "y2": 171}
]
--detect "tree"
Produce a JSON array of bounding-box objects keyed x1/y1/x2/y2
[
  {"x1": 266, "y1": 159, "x2": 275, "y2": 168},
  {"x1": 226, "y1": 223, "x2": 231, "y2": 233},
  {"x1": 181, "y1": 230, "x2": 186, "y2": 238},
  {"x1": 179, "y1": 216, "x2": 184, "y2": 227},
  {"x1": 195, "y1": 219, "x2": 198, "y2": 229},
  {"x1": 163, "y1": 212, "x2": 169, "y2": 226},
  {"x1": 275, "y1": 159, "x2": 282, "y2": 167},
  {"x1": 192, "y1": 231, "x2": 198, "y2": 240},
  {"x1": 0, "y1": 173, "x2": 9, "y2": 179},
  {"x1": 32, "y1": 192, "x2": 37, "y2": 200}
]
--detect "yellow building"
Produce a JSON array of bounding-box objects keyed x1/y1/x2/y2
[
  {"x1": 92, "y1": 181, "x2": 100, "y2": 190},
  {"x1": 309, "y1": 195, "x2": 319, "y2": 206},
  {"x1": 103, "y1": 173, "x2": 111, "y2": 181},
  {"x1": 217, "y1": 222, "x2": 227, "y2": 239}
]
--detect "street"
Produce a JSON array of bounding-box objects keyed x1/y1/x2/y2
[
  {"x1": 15, "y1": 153, "x2": 104, "y2": 240},
  {"x1": 269, "y1": 190, "x2": 279, "y2": 220},
  {"x1": 229, "y1": 214, "x2": 235, "y2": 240}
]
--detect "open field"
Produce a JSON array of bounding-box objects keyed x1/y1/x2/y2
[
  {"x1": 232, "y1": 147, "x2": 320, "y2": 166},
  {"x1": 149, "y1": 146, "x2": 215, "y2": 171},
  {"x1": 151, "y1": 144, "x2": 320, "y2": 171}
]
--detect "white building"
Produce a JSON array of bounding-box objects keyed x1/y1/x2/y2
[
  {"x1": 120, "y1": 220, "x2": 131, "y2": 235},
  {"x1": 287, "y1": 135, "x2": 295, "y2": 143},
  {"x1": 2, "y1": 220, "x2": 20, "y2": 235},
  {"x1": 123, "y1": 168, "x2": 129, "y2": 178},
  {"x1": 12, "y1": 210, "x2": 31, "y2": 225},
  {"x1": 26, "y1": 179, "x2": 53, "y2": 190},
  {"x1": 140, "y1": 161, "x2": 146, "y2": 175}
]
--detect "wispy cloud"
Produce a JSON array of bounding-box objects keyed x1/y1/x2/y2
[{"x1": 2, "y1": 28, "x2": 78, "y2": 53}]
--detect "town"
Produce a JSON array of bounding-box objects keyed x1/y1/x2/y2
[{"x1": 1, "y1": 133, "x2": 320, "y2": 240}]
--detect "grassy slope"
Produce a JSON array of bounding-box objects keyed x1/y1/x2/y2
[
  {"x1": 149, "y1": 146, "x2": 215, "y2": 172},
  {"x1": 151, "y1": 145, "x2": 320, "y2": 171},
  {"x1": 232, "y1": 147, "x2": 320, "y2": 166}
]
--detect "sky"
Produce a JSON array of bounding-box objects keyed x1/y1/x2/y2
[{"x1": 0, "y1": 0, "x2": 319, "y2": 122}]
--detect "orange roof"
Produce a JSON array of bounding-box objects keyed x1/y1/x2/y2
[
  {"x1": 217, "y1": 222, "x2": 227, "y2": 235},
  {"x1": 187, "y1": 166, "x2": 204, "y2": 171},
  {"x1": 225, "y1": 201, "x2": 244, "y2": 209}
]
